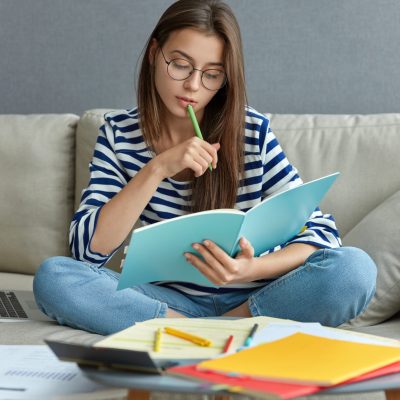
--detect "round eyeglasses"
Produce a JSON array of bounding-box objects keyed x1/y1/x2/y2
[{"x1": 160, "y1": 48, "x2": 227, "y2": 91}]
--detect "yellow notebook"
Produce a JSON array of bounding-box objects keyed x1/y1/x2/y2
[{"x1": 198, "y1": 332, "x2": 400, "y2": 386}]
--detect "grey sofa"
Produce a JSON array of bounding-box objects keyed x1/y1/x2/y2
[{"x1": 1, "y1": 110, "x2": 400, "y2": 399}]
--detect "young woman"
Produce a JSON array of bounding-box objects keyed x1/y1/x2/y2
[{"x1": 33, "y1": 0, "x2": 376, "y2": 335}]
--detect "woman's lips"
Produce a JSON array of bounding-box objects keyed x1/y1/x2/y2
[{"x1": 177, "y1": 96, "x2": 197, "y2": 107}]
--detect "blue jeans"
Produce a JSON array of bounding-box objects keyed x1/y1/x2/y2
[{"x1": 33, "y1": 247, "x2": 376, "y2": 335}]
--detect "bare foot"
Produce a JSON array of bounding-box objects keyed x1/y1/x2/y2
[
  {"x1": 222, "y1": 301, "x2": 252, "y2": 317},
  {"x1": 166, "y1": 308, "x2": 186, "y2": 318}
]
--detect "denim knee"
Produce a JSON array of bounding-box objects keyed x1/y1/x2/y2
[
  {"x1": 33, "y1": 256, "x2": 73, "y2": 310},
  {"x1": 316, "y1": 246, "x2": 377, "y2": 324},
  {"x1": 337, "y1": 246, "x2": 377, "y2": 306},
  {"x1": 248, "y1": 246, "x2": 377, "y2": 327}
]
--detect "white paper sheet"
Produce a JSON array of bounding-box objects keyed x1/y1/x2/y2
[
  {"x1": 251, "y1": 322, "x2": 400, "y2": 347},
  {"x1": 0, "y1": 345, "x2": 116, "y2": 399}
]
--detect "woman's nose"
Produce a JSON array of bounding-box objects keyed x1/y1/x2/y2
[{"x1": 184, "y1": 70, "x2": 202, "y2": 91}]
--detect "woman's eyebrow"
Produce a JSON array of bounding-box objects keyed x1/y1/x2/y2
[{"x1": 170, "y1": 49, "x2": 224, "y2": 67}]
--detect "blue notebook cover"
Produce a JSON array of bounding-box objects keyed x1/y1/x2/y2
[{"x1": 117, "y1": 172, "x2": 339, "y2": 289}]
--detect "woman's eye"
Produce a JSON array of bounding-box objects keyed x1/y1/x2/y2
[
  {"x1": 172, "y1": 60, "x2": 191, "y2": 70},
  {"x1": 204, "y1": 70, "x2": 223, "y2": 80}
]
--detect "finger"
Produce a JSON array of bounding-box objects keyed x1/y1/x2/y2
[
  {"x1": 238, "y1": 237, "x2": 254, "y2": 258},
  {"x1": 212, "y1": 143, "x2": 221, "y2": 150},
  {"x1": 201, "y1": 240, "x2": 238, "y2": 274},
  {"x1": 184, "y1": 142, "x2": 212, "y2": 172},
  {"x1": 202, "y1": 240, "x2": 231, "y2": 263},
  {"x1": 191, "y1": 159, "x2": 208, "y2": 177},
  {"x1": 206, "y1": 143, "x2": 221, "y2": 169},
  {"x1": 192, "y1": 243, "x2": 228, "y2": 282},
  {"x1": 183, "y1": 150, "x2": 208, "y2": 176},
  {"x1": 194, "y1": 147, "x2": 213, "y2": 169},
  {"x1": 191, "y1": 138, "x2": 219, "y2": 170},
  {"x1": 209, "y1": 143, "x2": 220, "y2": 169},
  {"x1": 185, "y1": 138, "x2": 212, "y2": 162},
  {"x1": 196, "y1": 242, "x2": 242, "y2": 284},
  {"x1": 197, "y1": 140, "x2": 219, "y2": 169},
  {"x1": 184, "y1": 252, "x2": 224, "y2": 285}
]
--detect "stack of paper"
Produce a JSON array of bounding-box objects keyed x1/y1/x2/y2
[
  {"x1": 167, "y1": 332, "x2": 400, "y2": 398},
  {"x1": 45, "y1": 316, "x2": 400, "y2": 399},
  {"x1": 197, "y1": 332, "x2": 400, "y2": 385},
  {"x1": 169, "y1": 360, "x2": 400, "y2": 399}
]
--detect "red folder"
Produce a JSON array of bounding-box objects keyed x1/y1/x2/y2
[
  {"x1": 168, "y1": 361, "x2": 400, "y2": 399},
  {"x1": 168, "y1": 364, "x2": 320, "y2": 399},
  {"x1": 346, "y1": 360, "x2": 400, "y2": 383}
]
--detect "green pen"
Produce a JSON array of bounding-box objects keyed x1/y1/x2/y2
[{"x1": 187, "y1": 104, "x2": 212, "y2": 172}]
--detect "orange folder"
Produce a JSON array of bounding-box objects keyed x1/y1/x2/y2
[{"x1": 197, "y1": 332, "x2": 400, "y2": 386}]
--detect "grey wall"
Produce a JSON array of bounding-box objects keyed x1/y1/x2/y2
[{"x1": 1, "y1": 0, "x2": 399, "y2": 115}]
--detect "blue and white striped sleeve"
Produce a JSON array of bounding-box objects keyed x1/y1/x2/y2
[
  {"x1": 69, "y1": 118, "x2": 129, "y2": 266},
  {"x1": 259, "y1": 116, "x2": 341, "y2": 249}
]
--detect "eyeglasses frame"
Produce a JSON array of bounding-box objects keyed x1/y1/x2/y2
[{"x1": 159, "y1": 47, "x2": 227, "y2": 91}]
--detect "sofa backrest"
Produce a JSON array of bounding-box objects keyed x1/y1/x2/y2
[
  {"x1": 74, "y1": 110, "x2": 400, "y2": 273},
  {"x1": 2, "y1": 110, "x2": 399, "y2": 279},
  {"x1": 269, "y1": 113, "x2": 400, "y2": 236}
]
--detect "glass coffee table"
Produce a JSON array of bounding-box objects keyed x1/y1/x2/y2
[{"x1": 82, "y1": 367, "x2": 400, "y2": 400}]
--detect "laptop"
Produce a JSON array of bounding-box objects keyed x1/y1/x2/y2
[{"x1": 0, "y1": 290, "x2": 53, "y2": 322}]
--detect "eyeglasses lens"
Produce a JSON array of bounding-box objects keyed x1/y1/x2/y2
[{"x1": 167, "y1": 59, "x2": 226, "y2": 91}]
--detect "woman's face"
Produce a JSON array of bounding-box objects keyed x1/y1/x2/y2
[{"x1": 151, "y1": 28, "x2": 225, "y2": 122}]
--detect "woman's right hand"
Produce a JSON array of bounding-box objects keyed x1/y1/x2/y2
[{"x1": 152, "y1": 137, "x2": 220, "y2": 179}]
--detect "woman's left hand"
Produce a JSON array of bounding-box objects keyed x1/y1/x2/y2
[{"x1": 184, "y1": 237, "x2": 256, "y2": 286}]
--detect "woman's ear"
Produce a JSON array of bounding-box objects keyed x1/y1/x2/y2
[{"x1": 148, "y1": 38, "x2": 158, "y2": 65}]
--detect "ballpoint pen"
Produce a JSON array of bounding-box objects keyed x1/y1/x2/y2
[{"x1": 243, "y1": 323, "x2": 259, "y2": 348}]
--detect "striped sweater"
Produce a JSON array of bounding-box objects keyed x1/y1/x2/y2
[{"x1": 70, "y1": 106, "x2": 341, "y2": 295}]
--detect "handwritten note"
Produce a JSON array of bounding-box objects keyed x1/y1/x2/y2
[{"x1": 95, "y1": 316, "x2": 282, "y2": 359}]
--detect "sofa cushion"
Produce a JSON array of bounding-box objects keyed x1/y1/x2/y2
[
  {"x1": 0, "y1": 320, "x2": 102, "y2": 345},
  {"x1": 341, "y1": 190, "x2": 400, "y2": 326},
  {"x1": 269, "y1": 114, "x2": 400, "y2": 236},
  {"x1": 0, "y1": 272, "x2": 34, "y2": 290},
  {"x1": 0, "y1": 114, "x2": 79, "y2": 275},
  {"x1": 346, "y1": 312, "x2": 400, "y2": 341}
]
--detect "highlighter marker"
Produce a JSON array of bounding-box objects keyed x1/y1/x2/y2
[{"x1": 187, "y1": 104, "x2": 212, "y2": 171}]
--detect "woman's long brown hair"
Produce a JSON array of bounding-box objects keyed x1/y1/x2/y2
[{"x1": 137, "y1": 0, "x2": 246, "y2": 212}]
